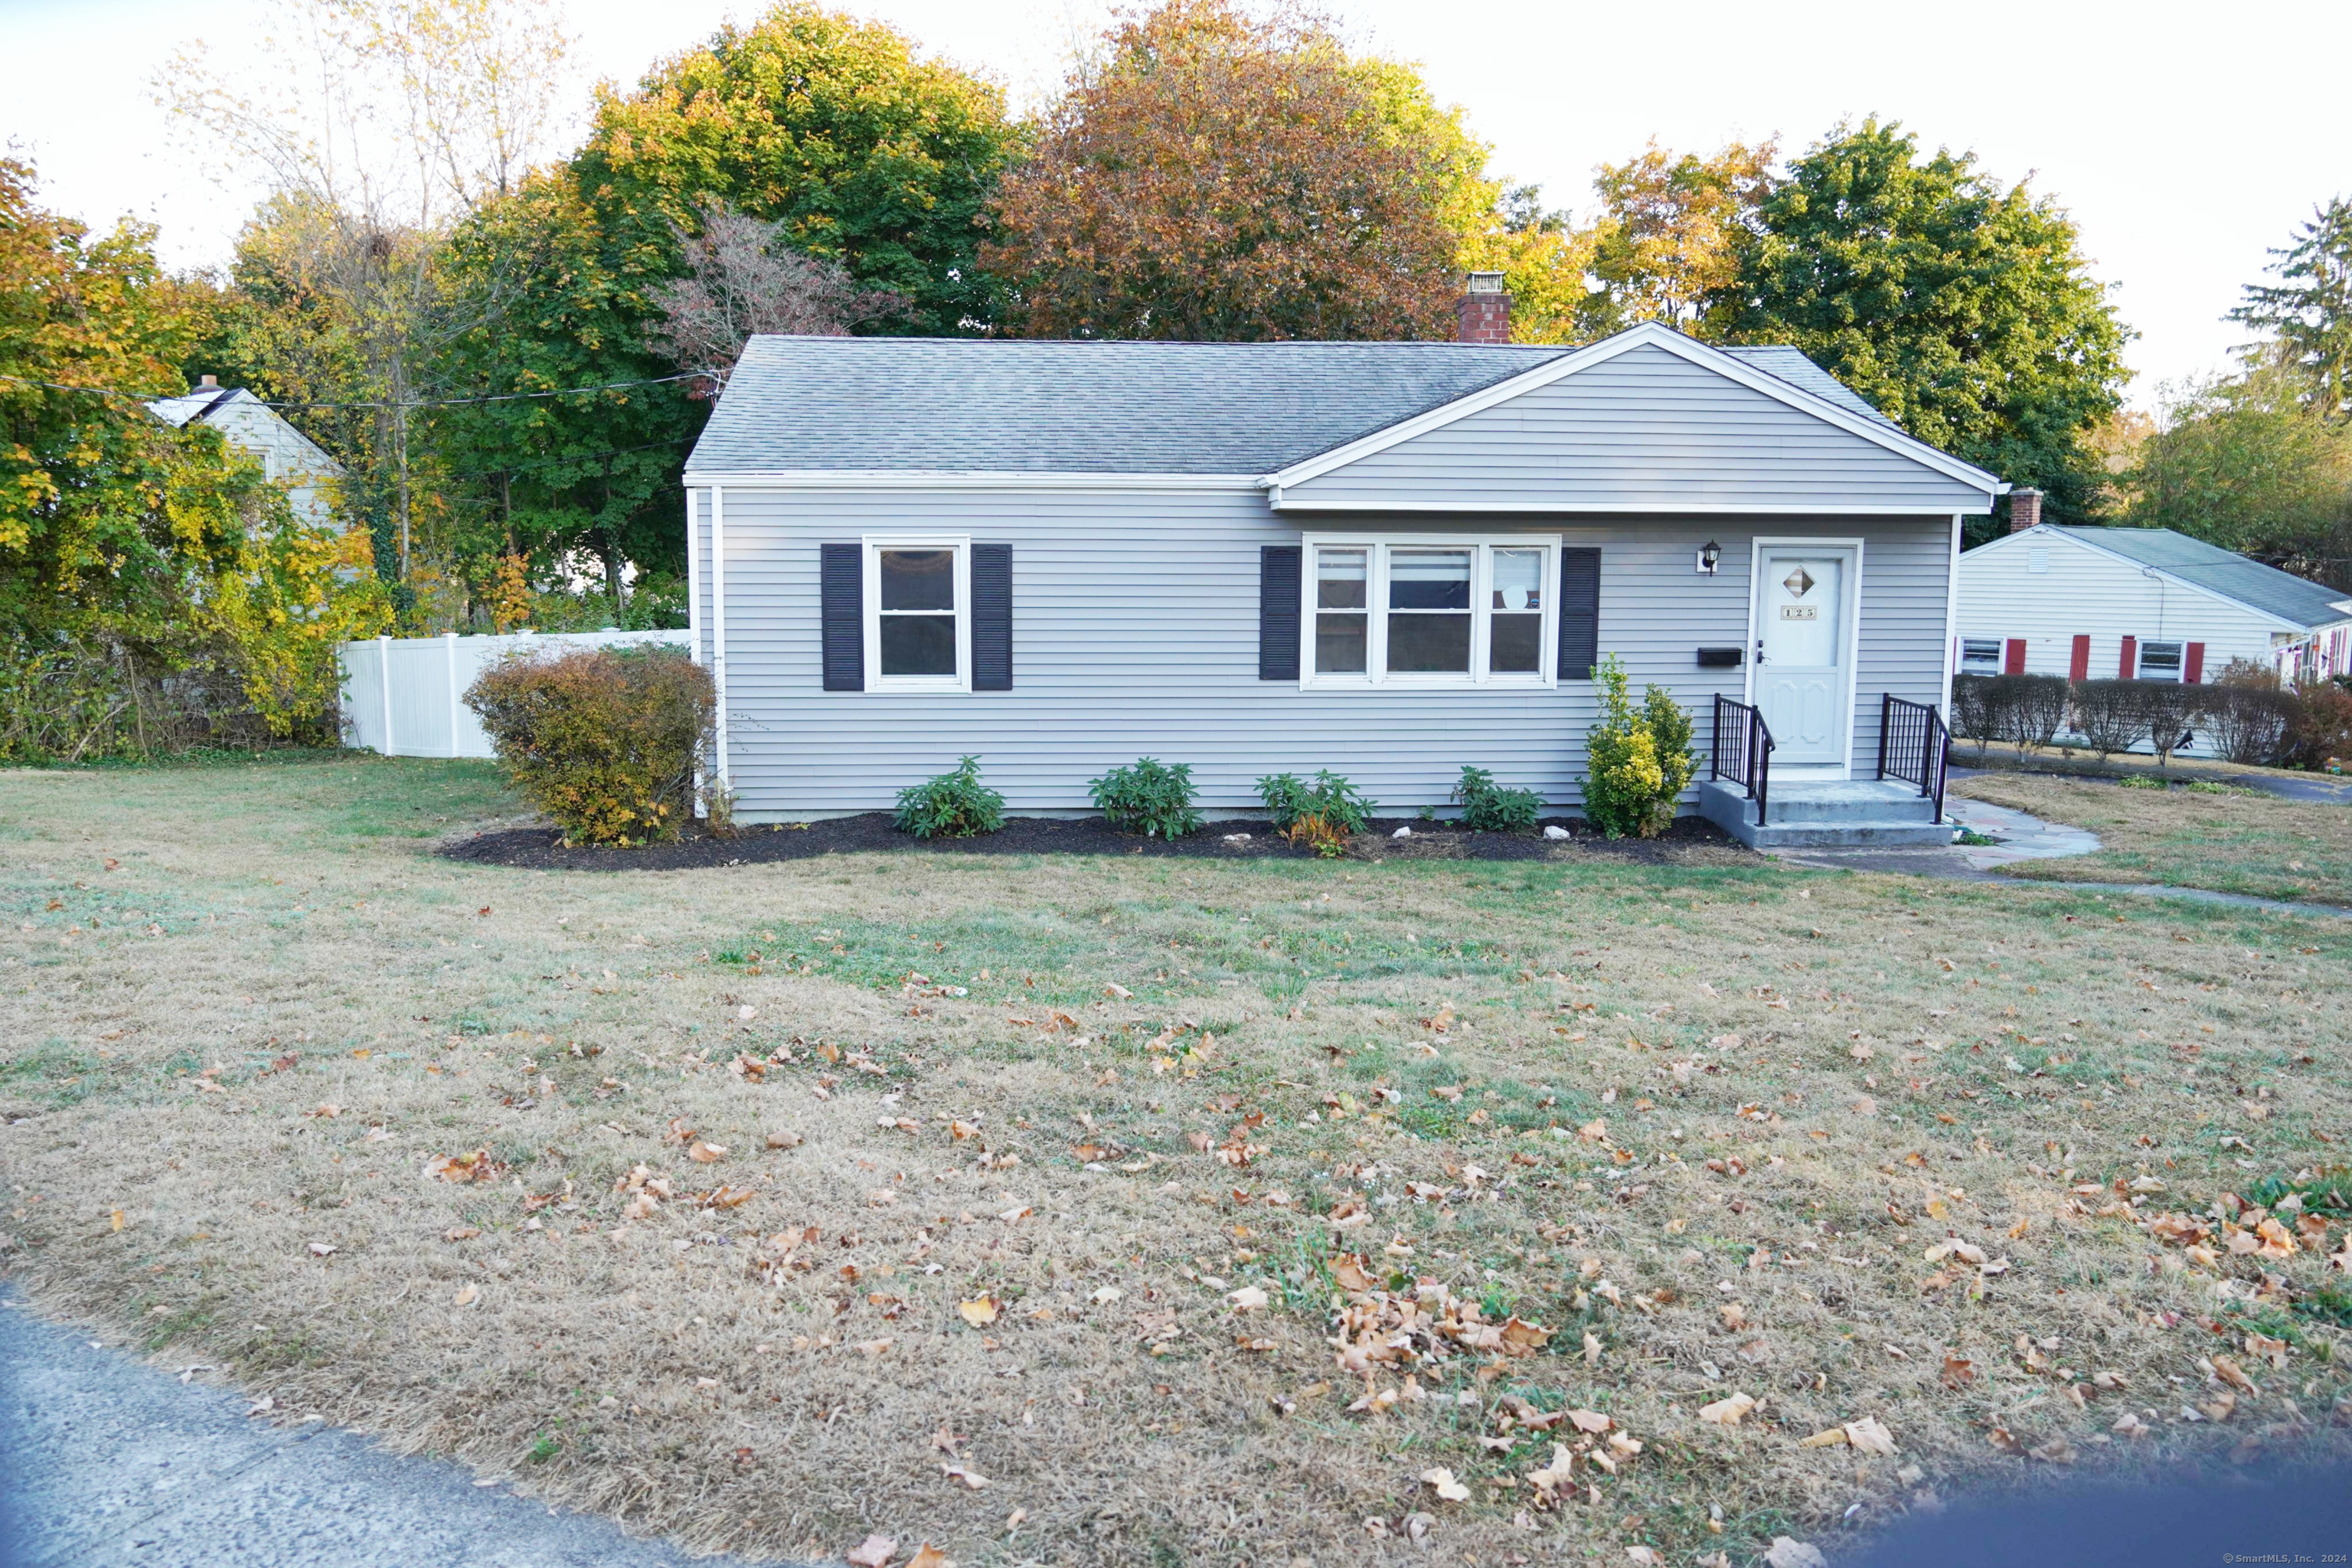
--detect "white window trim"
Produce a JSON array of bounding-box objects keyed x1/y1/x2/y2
[
  {"x1": 2138, "y1": 639, "x2": 2185, "y2": 683},
  {"x1": 862, "y1": 534, "x2": 972, "y2": 693},
  {"x1": 1298, "y1": 533, "x2": 1558, "y2": 691}
]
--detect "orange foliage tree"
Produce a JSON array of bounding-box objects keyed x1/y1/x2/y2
[{"x1": 984, "y1": 0, "x2": 1490, "y2": 341}]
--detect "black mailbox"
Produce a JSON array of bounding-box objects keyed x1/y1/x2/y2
[{"x1": 1696, "y1": 647, "x2": 1743, "y2": 668}]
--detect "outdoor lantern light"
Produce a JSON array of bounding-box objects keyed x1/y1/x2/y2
[{"x1": 1698, "y1": 539, "x2": 1722, "y2": 577}]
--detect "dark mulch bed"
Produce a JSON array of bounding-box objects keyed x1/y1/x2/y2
[{"x1": 439, "y1": 812, "x2": 1737, "y2": 874}]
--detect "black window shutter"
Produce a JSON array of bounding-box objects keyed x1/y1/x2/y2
[
  {"x1": 971, "y1": 542, "x2": 1012, "y2": 691},
  {"x1": 1558, "y1": 547, "x2": 1599, "y2": 680},
  {"x1": 1259, "y1": 544, "x2": 1302, "y2": 681},
  {"x1": 820, "y1": 543, "x2": 863, "y2": 691}
]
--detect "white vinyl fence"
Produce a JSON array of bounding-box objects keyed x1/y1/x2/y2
[{"x1": 338, "y1": 630, "x2": 688, "y2": 758}]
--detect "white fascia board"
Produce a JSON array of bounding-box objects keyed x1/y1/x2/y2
[
  {"x1": 1260, "y1": 321, "x2": 2008, "y2": 499},
  {"x1": 678, "y1": 469, "x2": 1257, "y2": 491},
  {"x1": 2034, "y1": 526, "x2": 2308, "y2": 634},
  {"x1": 1267, "y1": 497, "x2": 1975, "y2": 516}
]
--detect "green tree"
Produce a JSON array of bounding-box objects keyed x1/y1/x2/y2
[
  {"x1": 0, "y1": 158, "x2": 387, "y2": 743},
  {"x1": 2230, "y1": 196, "x2": 2352, "y2": 423},
  {"x1": 573, "y1": 2, "x2": 1021, "y2": 337},
  {"x1": 1719, "y1": 119, "x2": 2131, "y2": 528},
  {"x1": 983, "y1": 0, "x2": 1491, "y2": 341},
  {"x1": 2118, "y1": 367, "x2": 2352, "y2": 586}
]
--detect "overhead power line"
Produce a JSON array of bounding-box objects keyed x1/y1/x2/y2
[{"x1": 0, "y1": 369, "x2": 707, "y2": 411}]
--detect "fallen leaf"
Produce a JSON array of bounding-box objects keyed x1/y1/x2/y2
[
  {"x1": 942, "y1": 1462, "x2": 988, "y2": 1489},
  {"x1": 688, "y1": 1140, "x2": 727, "y2": 1164},
  {"x1": 1421, "y1": 1467, "x2": 1471, "y2": 1502},
  {"x1": 305, "y1": 1241, "x2": 336, "y2": 1257},
  {"x1": 1844, "y1": 1416, "x2": 1897, "y2": 1455},
  {"x1": 845, "y1": 1534, "x2": 897, "y2": 1568},
  {"x1": 959, "y1": 1297, "x2": 1000, "y2": 1327},
  {"x1": 1566, "y1": 1408, "x2": 1612, "y2": 1434},
  {"x1": 1104, "y1": 982, "x2": 1133, "y2": 1000},
  {"x1": 1228, "y1": 1284, "x2": 1269, "y2": 1311},
  {"x1": 1763, "y1": 1539, "x2": 1828, "y2": 1568},
  {"x1": 109, "y1": 1209, "x2": 126, "y2": 1232},
  {"x1": 2028, "y1": 1436, "x2": 2076, "y2": 1465},
  {"x1": 452, "y1": 1284, "x2": 479, "y2": 1307},
  {"x1": 765, "y1": 1131, "x2": 802, "y2": 1150},
  {"x1": 905, "y1": 1547, "x2": 950, "y2": 1568},
  {"x1": 1941, "y1": 1354, "x2": 1978, "y2": 1390},
  {"x1": 444, "y1": 1225, "x2": 479, "y2": 1241},
  {"x1": 1799, "y1": 1427, "x2": 1847, "y2": 1449},
  {"x1": 1697, "y1": 1392, "x2": 1755, "y2": 1426}
]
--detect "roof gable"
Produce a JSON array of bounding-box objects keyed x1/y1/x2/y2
[{"x1": 1270, "y1": 325, "x2": 2002, "y2": 514}]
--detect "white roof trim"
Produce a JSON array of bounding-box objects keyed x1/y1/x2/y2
[
  {"x1": 681, "y1": 470, "x2": 1259, "y2": 491},
  {"x1": 1259, "y1": 321, "x2": 2008, "y2": 498},
  {"x1": 1268, "y1": 495, "x2": 1976, "y2": 516},
  {"x1": 1984, "y1": 524, "x2": 2316, "y2": 633}
]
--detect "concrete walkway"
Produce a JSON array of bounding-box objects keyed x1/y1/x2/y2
[
  {"x1": 0, "y1": 1290, "x2": 770, "y2": 1568},
  {"x1": 1775, "y1": 795, "x2": 2352, "y2": 921}
]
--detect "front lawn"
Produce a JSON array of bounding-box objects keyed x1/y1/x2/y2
[
  {"x1": 1952, "y1": 771, "x2": 2352, "y2": 907},
  {"x1": 5, "y1": 754, "x2": 2350, "y2": 1566}
]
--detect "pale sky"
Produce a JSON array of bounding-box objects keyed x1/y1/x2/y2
[{"x1": 5, "y1": 0, "x2": 2344, "y2": 407}]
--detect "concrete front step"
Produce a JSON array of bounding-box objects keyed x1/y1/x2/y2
[{"x1": 1697, "y1": 779, "x2": 1952, "y2": 849}]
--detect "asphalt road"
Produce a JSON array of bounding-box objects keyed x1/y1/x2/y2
[{"x1": 0, "y1": 1290, "x2": 770, "y2": 1568}]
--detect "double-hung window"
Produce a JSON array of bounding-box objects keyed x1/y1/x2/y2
[
  {"x1": 2138, "y1": 639, "x2": 2184, "y2": 681},
  {"x1": 1959, "y1": 638, "x2": 2003, "y2": 675},
  {"x1": 1304, "y1": 537, "x2": 1557, "y2": 688},
  {"x1": 863, "y1": 537, "x2": 970, "y2": 691}
]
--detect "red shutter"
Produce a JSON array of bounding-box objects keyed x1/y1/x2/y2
[
  {"x1": 2068, "y1": 635, "x2": 2090, "y2": 681},
  {"x1": 2118, "y1": 635, "x2": 2137, "y2": 679},
  {"x1": 2184, "y1": 642, "x2": 2205, "y2": 684},
  {"x1": 2004, "y1": 638, "x2": 2027, "y2": 675}
]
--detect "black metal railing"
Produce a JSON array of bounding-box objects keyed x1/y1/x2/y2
[
  {"x1": 1877, "y1": 693, "x2": 1949, "y2": 822},
  {"x1": 1710, "y1": 694, "x2": 1775, "y2": 827}
]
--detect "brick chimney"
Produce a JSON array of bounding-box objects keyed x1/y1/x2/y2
[
  {"x1": 2007, "y1": 487, "x2": 2042, "y2": 534},
  {"x1": 1455, "y1": 272, "x2": 1511, "y2": 344}
]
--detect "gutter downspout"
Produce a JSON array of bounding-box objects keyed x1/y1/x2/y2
[{"x1": 711, "y1": 486, "x2": 730, "y2": 793}]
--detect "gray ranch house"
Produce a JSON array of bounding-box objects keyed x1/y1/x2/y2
[{"x1": 681, "y1": 301, "x2": 2004, "y2": 847}]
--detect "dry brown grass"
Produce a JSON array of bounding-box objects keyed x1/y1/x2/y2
[
  {"x1": 6, "y1": 753, "x2": 2352, "y2": 1567},
  {"x1": 1952, "y1": 771, "x2": 2352, "y2": 907}
]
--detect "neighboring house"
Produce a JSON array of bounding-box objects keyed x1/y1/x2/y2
[
  {"x1": 1955, "y1": 514, "x2": 2352, "y2": 693},
  {"x1": 149, "y1": 376, "x2": 343, "y2": 528},
  {"x1": 680, "y1": 298, "x2": 2006, "y2": 845}
]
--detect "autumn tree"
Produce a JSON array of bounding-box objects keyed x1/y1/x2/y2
[
  {"x1": 1581, "y1": 139, "x2": 1773, "y2": 335},
  {"x1": 984, "y1": 0, "x2": 1491, "y2": 341},
  {"x1": 2230, "y1": 195, "x2": 2352, "y2": 423},
  {"x1": 643, "y1": 203, "x2": 908, "y2": 382},
  {"x1": 1717, "y1": 119, "x2": 2130, "y2": 528}
]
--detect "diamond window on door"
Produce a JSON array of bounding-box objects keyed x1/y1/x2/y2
[{"x1": 1782, "y1": 566, "x2": 1815, "y2": 598}]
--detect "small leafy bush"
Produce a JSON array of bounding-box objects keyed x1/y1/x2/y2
[
  {"x1": 1583, "y1": 655, "x2": 1698, "y2": 838},
  {"x1": 1258, "y1": 769, "x2": 1373, "y2": 855},
  {"x1": 466, "y1": 645, "x2": 712, "y2": 846},
  {"x1": 893, "y1": 755, "x2": 1006, "y2": 838},
  {"x1": 1451, "y1": 766, "x2": 1540, "y2": 832},
  {"x1": 1089, "y1": 757, "x2": 1201, "y2": 838}
]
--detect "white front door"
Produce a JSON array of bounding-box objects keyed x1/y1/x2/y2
[{"x1": 1753, "y1": 545, "x2": 1856, "y2": 768}]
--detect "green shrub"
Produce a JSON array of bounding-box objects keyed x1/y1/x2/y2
[
  {"x1": 2118, "y1": 773, "x2": 2167, "y2": 790},
  {"x1": 1582, "y1": 655, "x2": 1698, "y2": 839},
  {"x1": 893, "y1": 755, "x2": 1006, "y2": 838},
  {"x1": 1089, "y1": 756, "x2": 1202, "y2": 838},
  {"x1": 466, "y1": 645, "x2": 712, "y2": 845},
  {"x1": 1256, "y1": 769, "x2": 1373, "y2": 835},
  {"x1": 1451, "y1": 766, "x2": 1540, "y2": 832}
]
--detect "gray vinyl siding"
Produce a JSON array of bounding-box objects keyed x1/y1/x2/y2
[
  {"x1": 1284, "y1": 345, "x2": 1991, "y2": 514},
  {"x1": 703, "y1": 487, "x2": 1954, "y2": 821}
]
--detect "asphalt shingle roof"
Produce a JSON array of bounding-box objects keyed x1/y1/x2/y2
[
  {"x1": 2053, "y1": 526, "x2": 2352, "y2": 630},
  {"x1": 685, "y1": 333, "x2": 1903, "y2": 477}
]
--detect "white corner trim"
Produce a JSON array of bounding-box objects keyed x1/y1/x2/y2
[
  {"x1": 678, "y1": 469, "x2": 1258, "y2": 492},
  {"x1": 711, "y1": 485, "x2": 730, "y2": 789},
  {"x1": 1941, "y1": 512, "x2": 1962, "y2": 717},
  {"x1": 1261, "y1": 321, "x2": 2009, "y2": 498}
]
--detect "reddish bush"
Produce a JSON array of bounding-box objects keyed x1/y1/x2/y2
[{"x1": 466, "y1": 645, "x2": 712, "y2": 845}]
